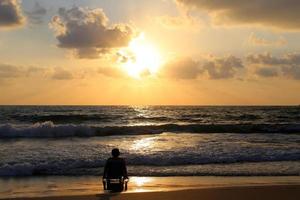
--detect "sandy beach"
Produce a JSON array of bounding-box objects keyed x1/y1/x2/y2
[
  {"x1": 2, "y1": 185, "x2": 300, "y2": 200},
  {"x1": 1, "y1": 176, "x2": 300, "y2": 200}
]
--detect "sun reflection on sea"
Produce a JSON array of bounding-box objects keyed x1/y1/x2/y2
[
  {"x1": 129, "y1": 177, "x2": 153, "y2": 192},
  {"x1": 132, "y1": 177, "x2": 152, "y2": 186},
  {"x1": 131, "y1": 137, "x2": 155, "y2": 150}
]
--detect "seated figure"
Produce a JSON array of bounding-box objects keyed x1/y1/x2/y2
[{"x1": 102, "y1": 148, "x2": 128, "y2": 192}]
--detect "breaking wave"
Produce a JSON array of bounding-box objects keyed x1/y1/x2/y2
[{"x1": 0, "y1": 121, "x2": 299, "y2": 138}]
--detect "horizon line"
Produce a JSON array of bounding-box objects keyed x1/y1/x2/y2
[{"x1": 0, "y1": 104, "x2": 299, "y2": 107}]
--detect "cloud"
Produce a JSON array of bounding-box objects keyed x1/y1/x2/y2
[
  {"x1": 162, "y1": 53, "x2": 299, "y2": 80},
  {"x1": 25, "y1": 2, "x2": 47, "y2": 25},
  {"x1": 247, "y1": 53, "x2": 300, "y2": 80},
  {"x1": 246, "y1": 53, "x2": 300, "y2": 65},
  {"x1": 203, "y1": 55, "x2": 244, "y2": 79},
  {"x1": 0, "y1": 62, "x2": 121, "y2": 81},
  {"x1": 255, "y1": 67, "x2": 279, "y2": 78},
  {"x1": 0, "y1": 63, "x2": 48, "y2": 79},
  {"x1": 76, "y1": 48, "x2": 110, "y2": 59},
  {"x1": 161, "y1": 53, "x2": 300, "y2": 80},
  {"x1": 246, "y1": 53, "x2": 286, "y2": 65},
  {"x1": 0, "y1": 0, "x2": 25, "y2": 28},
  {"x1": 98, "y1": 66, "x2": 126, "y2": 78},
  {"x1": 49, "y1": 7, "x2": 136, "y2": 59},
  {"x1": 0, "y1": 63, "x2": 81, "y2": 81},
  {"x1": 51, "y1": 68, "x2": 73, "y2": 80},
  {"x1": 161, "y1": 58, "x2": 201, "y2": 79},
  {"x1": 176, "y1": 0, "x2": 300, "y2": 30},
  {"x1": 282, "y1": 65, "x2": 300, "y2": 80},
  {"x1": 156, "y1": 14, "x2": 201, "y2": 30},
  {"x1": 156, "y1": 1, "x2": 203, "y2": 30},
  {"x1": 161, "y1": 55, "x2": 244, "y2": 80},
  {"x1": 0, "y1": 63, "x2": 22, "y2": 78},
  {"x1": 247, "y1": 33, "x2": 287, "y2": 46}
]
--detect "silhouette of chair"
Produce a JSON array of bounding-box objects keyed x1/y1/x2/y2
[{"x1": 103, "y1": 177, "x2": 128, "y2": 192}]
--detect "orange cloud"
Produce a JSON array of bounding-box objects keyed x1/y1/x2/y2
[
  {"x1": 247, "y1": 33, "x2": 287, "y2": 46},
  {"x1": 156, "y1": 14, "x2": 201, "y2": 30}
]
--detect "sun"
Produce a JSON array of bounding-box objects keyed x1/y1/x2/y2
[{"x1": 118, "y1": 33, "x2": 163, "y2": 78}]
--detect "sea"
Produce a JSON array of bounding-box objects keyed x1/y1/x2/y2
[{"x1": 0, "y1": 106, "x2": 299, "y2": 177}]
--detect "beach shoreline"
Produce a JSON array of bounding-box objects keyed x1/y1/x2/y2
[
  {"x1": 1, "y1": 176, "x2": 300, "y2": 200},
  {"x1": 2, "y1": 184, "x2": 300, "y2": 200}
]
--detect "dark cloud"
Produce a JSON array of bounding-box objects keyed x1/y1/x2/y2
[
  {"x1": 50, "y1": 7, "x2": 136, "y2": 59},
  {"x1": 255, "y1": 67, "x2": 279, "y2": 78},
  {"x1": 247, "y1": 53, "x2": 300, "y2": 80},
  {"x1": 76, "y1": 48, "x2": 110, "y2": 59},
  {"x1": 282, "y1": 65, "x2": 300, "y2": 80},
  {"x1": 25, "y1": 2, "x2": 47, "y2": 25},
  {"x1": 246, "y1": 53, "x2": 287, "y2": 65},
  {"x1": 203, "y1": 55, "x2": 244, "y2": 79},
  {"x1": 161, "y1": 55, "x2": 244, "y2": 80},
  {"x1": 246, "y1": 53, "x2": 300, "y2": 65},
  {"x1": 176, "y1": 0, "x2": 300, "y2": 30},
  {"x1": 0, "y1": 0, "x2": 25, "y2": 27}
]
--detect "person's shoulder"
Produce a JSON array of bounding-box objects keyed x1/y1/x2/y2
[{"x1": 108, "y1": 157, "x2": 125, "y2": 162}]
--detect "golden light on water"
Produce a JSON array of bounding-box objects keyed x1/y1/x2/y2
[
  {"x1": 131, "y1": 177, "x2": 153, "y2": 187},
  {"x1": 131, "y1": 137, "x2": 155, "y2": 150},
  {"x1": 119, "y1": 33, "x2": 163, "y2": 78}
]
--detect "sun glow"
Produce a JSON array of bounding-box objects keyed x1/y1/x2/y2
[
  {"x1": 119, "y1": 33, "x2": 163, "y2": 78},
  {"x1": 131, "y1": 177, "x2": 152, "y2": 187}
]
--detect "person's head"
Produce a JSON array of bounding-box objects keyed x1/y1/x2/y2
[{"x1": 111, "y1": 148, "x2": 120, "y2": 158}]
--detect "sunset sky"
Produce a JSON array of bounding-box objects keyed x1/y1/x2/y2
[{"x1": 0, "y1": 0, "x2": 300, "y2": 105}]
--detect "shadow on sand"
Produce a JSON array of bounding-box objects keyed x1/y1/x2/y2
[{"x1": 96, "y1": 192, "x2": 120, "y2": 200}]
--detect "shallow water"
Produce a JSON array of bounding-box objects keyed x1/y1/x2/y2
[{"x1": 0, "y1": 133, "x2": 299, "y2": 176}]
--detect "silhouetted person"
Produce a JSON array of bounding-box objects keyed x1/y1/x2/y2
[{"x1": 103, "y1": 148, "x2": 128, "y2": 191}]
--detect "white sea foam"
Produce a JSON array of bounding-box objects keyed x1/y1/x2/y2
[
  {"x1": 0, "y1": 121, "x2": 299, "y2": 138},
  {"x1": 0, "y1": 121, "x2": 95, "y2": 138},
  {"x1": 0, "y1": 133, "x2": 299, "y2": 176}
]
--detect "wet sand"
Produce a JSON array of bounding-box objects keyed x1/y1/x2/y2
[
  {"x1": 1, "y1": 176, "x2": 300, "y2": 200},
  {"x1": 3, "y1": 185, "x2": 300, "y2": 200}
]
